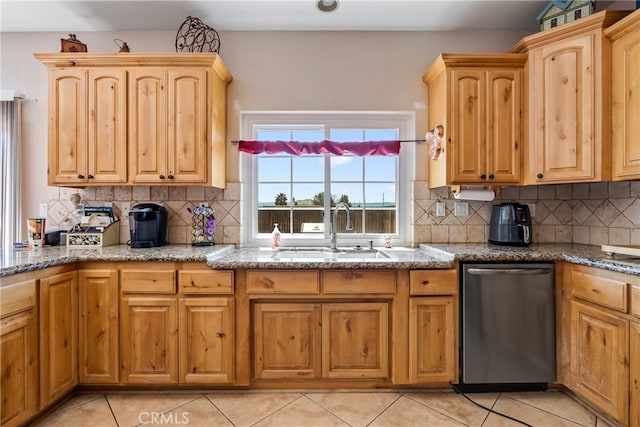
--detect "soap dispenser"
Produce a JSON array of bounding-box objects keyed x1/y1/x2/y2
[{"x1": 271, "y1": 223, "x2": 281, "y2": 250}]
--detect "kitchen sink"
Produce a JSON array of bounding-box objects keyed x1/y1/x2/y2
[{"x1": 271, "y1": 247, "x2": 394, "y2": 260}]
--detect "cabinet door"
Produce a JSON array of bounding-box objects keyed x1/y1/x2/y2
[
  {"x1": 570, "y1": 301, "x2": 629, "y2": 425},
  {"x1": 322, "y1": 302, "x2": 389, "y2": 379},
  {"x1": 1, "y1": 310, "x2": 37, "y2": 426},
  {"x1": 179, "y1": 297, "x2": 234, "y2": 383},
  {"x1": 631, "y1": 322, "x2": 640, "y2": 427},
  {"x1": 449, "y1": 69, "x2": 486, "y2": 183},
  {"x1": 168, "y1": 69, "x2": 208, "y2": 183},
  {"x1": 39, "y1": 271, "x2": 78, "y2": 408},
  {"x1": 88, "y1": 69, "x2": 127, "y2": 183},
  {"x1": 129, "y1": 68, "x2": 168, "y2": 183},
  {"x1": 120, "y1": 296, "x2": 178, "y2": 383},
  {"x1": 409, "y1": 297, "x2": 455, "y2": 383},
  {"x1": 611, "y1": 28, "x2": 640, "y2": 180},
  {"x1": 253, "y1": 303, "x2": 321, "y2": 379},
  {"x1": 530, "y1": 33, "x2": 599, "y2": 183},
  {"x1": 47, "y1": 68, "x2": 88, "y2": 185},
  {"x1": 486, "y1": 69, "x2": 521, "y2": 183},
  {"x1": 78, "y1": 269, "x2": 119, "y2": 384}
]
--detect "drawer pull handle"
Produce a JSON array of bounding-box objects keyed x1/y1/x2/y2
[
  {"x1": 422, "y1": 280, "x2": 430, "y2": 286},
  {"x1": 216, "y1": 332, "x2": 225, "y2": 338}
]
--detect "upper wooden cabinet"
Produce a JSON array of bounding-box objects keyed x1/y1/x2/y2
[
  {"x1": 423, "y1": 54, "x2": 526, "y2": 188},
  {"x1": 35, "y1": 53, "x2": 233, "y2": 187},
  {"x1": 510, "y1": 11, "x2": 630, "y2": 185},
  {"x1": 46, "y1": 68, "x2": 127, "y2": 185},
  {"x1": 129, "y1": 68, "x2": 208, "y2": 184},
  {"x1": 605, "y1": 9, "x2": 640, "y2": 181}
]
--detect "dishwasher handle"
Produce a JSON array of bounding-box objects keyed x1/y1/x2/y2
[{"x1": 467, "y1": 267, "x2": 552, "y2": 276}]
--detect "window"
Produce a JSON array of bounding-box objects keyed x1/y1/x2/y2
[{"x1": 240, "y1": 111, "x2": 415, "y2": 247}]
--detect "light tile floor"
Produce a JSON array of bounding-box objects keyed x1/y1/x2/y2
[{"x1": 32, "y1": 389, "x2": 617, "y2": 427}]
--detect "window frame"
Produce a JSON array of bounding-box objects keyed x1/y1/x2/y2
[{"x1": 239, "y1": 111, "x2": 415, "y2": 247}]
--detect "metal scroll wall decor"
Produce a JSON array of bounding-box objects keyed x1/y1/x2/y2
[{"x1": 175, "y1": 16, "x2": 221, "y2": 53}]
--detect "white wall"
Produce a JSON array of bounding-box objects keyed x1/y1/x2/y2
[{"x1": 0, "y1": 29, "x2": 527, "y2": 238}]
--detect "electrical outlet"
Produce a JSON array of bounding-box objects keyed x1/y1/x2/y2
[
  {"x1": 436, "y1": 202, "x2": 446, "y2": 217},
  {"x1": 121, "y1": 202, "x2": 131, "y2": 219},
  {"x1": 39, "y1": 203, "x2": 48, "y2": 218},
  {"x1": 454, "y1": 202, "x2": 469, "y2": 217}
]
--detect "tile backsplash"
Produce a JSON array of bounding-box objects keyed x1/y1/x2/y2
[
  {"x1": 46, "y1": 183, "x2": 241, "y2": 245},
  {"x1": 411, "y1": 180, "x2": 640, "y2": 246},
  {"x1": 45, "y1": 180, "x2": 639, "y2": 246}
]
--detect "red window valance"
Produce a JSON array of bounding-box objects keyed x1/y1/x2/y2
[{"x1": 237, "y1": 140, "x2": 400, "y2": 156}]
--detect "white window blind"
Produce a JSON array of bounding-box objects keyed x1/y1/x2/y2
[{"x1": 1, "y1": 91, "x2": 24, "y2": 247}]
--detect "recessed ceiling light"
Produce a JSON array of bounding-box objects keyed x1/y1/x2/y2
[{"x1": 317, "y1": 0, "x2": 338, "y2": 12}]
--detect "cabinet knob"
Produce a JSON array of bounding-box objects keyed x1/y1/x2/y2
[
  {"x1": 168, "y1": 174, "x2": 175, "y2": 180},
  {"x1": 537, "y1": 173, "x2": 544, "y2": 179},
  {"x1": 488, "y1": 174, "x2": 495, "y2": 180},
  {"x1": 421, "y1": 280, "x2": 430, "y2": 286},
  {"x1": 480, "y1": 174, "x2": 486, "y2": 179},
  {"x1": 159, "y1": 175, "x2": 165, "y2": 180},
  {"x1": 216, "y1": 332, "x2": 225, "y2": 338},
  {"x1": 88, "y1": 174, "x2": 94, "y2": 179},
  {"x1": 77, "y1": 174, "x2": 84, "y2": 179}
]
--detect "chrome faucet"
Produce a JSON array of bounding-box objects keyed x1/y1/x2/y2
[{"x1": 330, "y1": 202, "x2": 353, "y2": 251}]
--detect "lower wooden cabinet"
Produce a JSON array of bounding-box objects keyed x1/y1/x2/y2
[
  {"x1": 570, "y1": 300, "x2": 629, "y2": 424},
  {"x1": 631, "y1": 321, "x2": 640, "y2": 427},
  {"x1": 179, "y1": 297, "x2": 234, "y2": 383},
  {"x1": 408, "y1": 269, "x2": 458, "y2": 384},
  {"x1": 322, "y1": 302, "x2": 388, "y2": 379},
  {"x1": 39, "y1": 271, "x2": 78, "y2": 409},
  {"x1": 0, "y1": 279, "x2": 38, "y2": 427},
  {"x1": 409, "y1": 297, "x2": 455, "y2": 383},
  {"x1": 119, "y1": 265, "x2": 236, "y2": 385},
  {"x1": 254, "y1": 303, "x2": 321, "y2": 379},
  {"x1": 78, "y1": 269, "x2": 119, "y2": 384},
  {"x1": 120, "y1": 296, "x2": 178, "y2": 384},
  {"x1": 253, "y1": 302, "x2": 389, "y2": 380}
]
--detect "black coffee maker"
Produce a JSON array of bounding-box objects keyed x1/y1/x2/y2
[
  {"x1": 488, "y1": 203, "x2": 532, "y2": 246},
  {"x1": 129, "y1": 203, "x2": 168, "y2": 248}
]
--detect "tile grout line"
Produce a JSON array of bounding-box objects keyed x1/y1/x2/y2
[
  {"x1": 247, "y1": 393, "x2": 307, "y2": 427},
  {"x1": 500, "y1": 394, "x2": 593, "y2": 427},
  {"x1": 364, "y1": 392, "x2": 405, "y2": 426},
  {"x1": 202, "y1": 393, "x2": 237, "y2": 426},
  {"x1": 104, "y1": 393, "x2": 121, "y2": 427},
  {"x1": 299, "y1": 393, "x2": 359, "y2": 426},
  {"x1": 401, "y1": 392, "x2": 469, "y2": 426}
]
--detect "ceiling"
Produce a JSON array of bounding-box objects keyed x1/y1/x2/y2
[{"x1": 0, "y1": 0, "x2": 551, "y2": 33}]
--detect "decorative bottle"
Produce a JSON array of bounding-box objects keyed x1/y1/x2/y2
[{"x1": 271, "y1": 223, "x2": 281, "y2": 250}]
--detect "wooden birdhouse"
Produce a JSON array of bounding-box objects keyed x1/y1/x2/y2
[{"x1": 537, "y1": 0, "x2": 595, "y2": 31}]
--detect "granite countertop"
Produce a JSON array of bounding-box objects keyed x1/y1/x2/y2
[
  {"x1": 421, "y1": 243, "x2": 640, "y2": 276},
  {"x1": 0, "y1": 244, "x2": 235, "y2": 277},
  {"x1": 2, "y1": 242, "x2": 639, "y2": 277}
]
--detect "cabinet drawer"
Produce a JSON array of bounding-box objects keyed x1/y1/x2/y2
[
  {"x1": 0, "y1": 279, "x2": 36, "y2": 317},
  {"x1": 410, "y1": 269, "x2": 457, "y2": 295},
  {"x1": 121, "y1": 269, "x2": 176, "y2": 294},
  {"x1": 323, "y1": 270, "x2": 396, "y2": 294},
  {"x1": 179, "y1": 270, "x2": 234, "y2": 294},
  {"x1": 246, "y1": 270, "x2": 319, "y2": 294},
  {"x1": 570, "y1": 265, "x2": 628, "y2": 312}
]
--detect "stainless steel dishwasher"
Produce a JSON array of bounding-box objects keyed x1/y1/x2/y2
[{"x1": 459, "y1": 262, "x2": 556, "y2": 392}]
